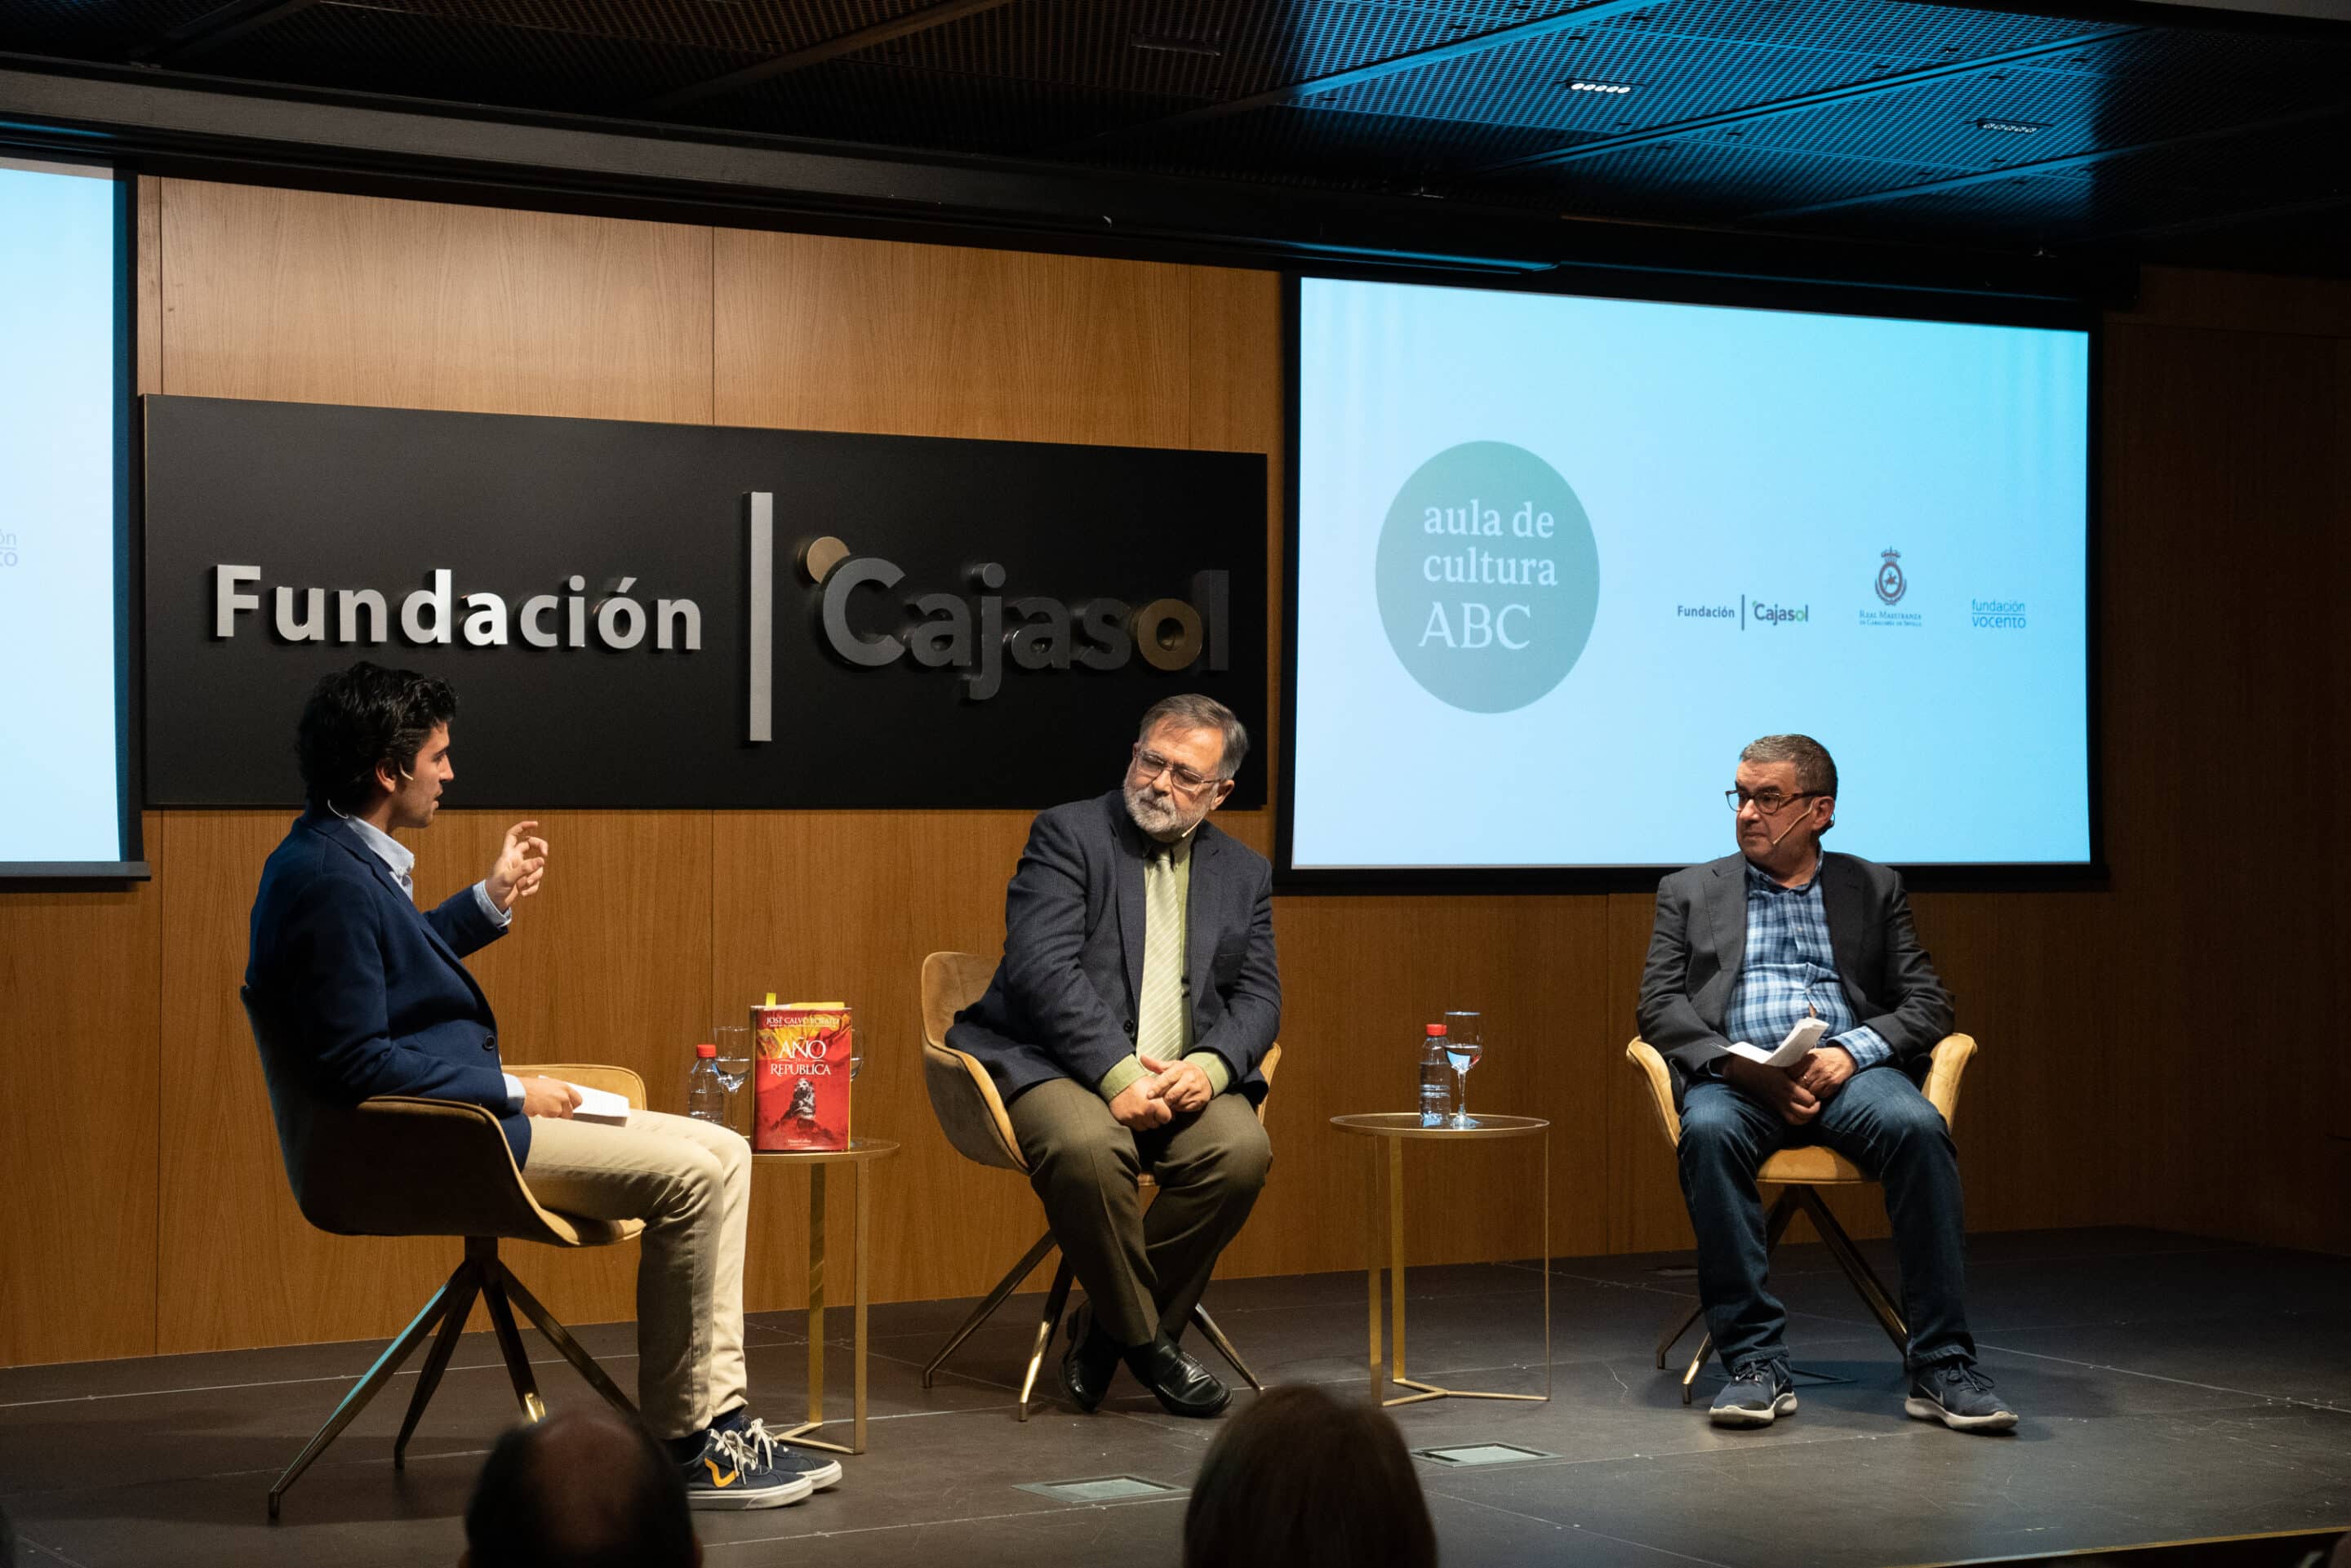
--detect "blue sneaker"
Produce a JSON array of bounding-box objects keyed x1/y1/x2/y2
[
  {"x1": 681, "y1": 1423, "x2": 812, "y2": 1509},
  {"x1": 1709, "y1": 1358, "x2": 1797, "y2": 1428},
  {"x1": 1905, "y1": 1361, "x2": 2018, "y2": 1433},
  {"x1": 729, "y1": 1415, "x2": 842, "y2": 1492}
]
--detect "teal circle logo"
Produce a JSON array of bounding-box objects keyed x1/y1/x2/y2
[{"x1": 1376, "y1": 442, "x2": 1600, "y2": 713}]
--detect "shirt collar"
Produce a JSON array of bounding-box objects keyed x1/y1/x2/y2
[
  {"x1": 1148, "y1": 822, "x2": 1200, "y2": 865},
  {"x1": 1743, "y1": 851, "x2": 1820, "y2": 895},
  {"x1": 328, "y1": 801, "x2": 415, "y2": 886}
]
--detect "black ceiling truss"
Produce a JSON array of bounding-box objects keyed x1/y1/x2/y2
[
  {"x1": 130, "y1": 0, "x2": 327, "y2": 65},
  {"x1": 1752, "y1": 99, "x2": 2351, "y2": 221},
  {"x1": 632, "y1": 0, "x2": 1020, "y2": 118}
]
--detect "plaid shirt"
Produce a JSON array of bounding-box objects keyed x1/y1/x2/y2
[{"x1": 1723, "y1": 856, "x2": 1891, "y2": 1071}]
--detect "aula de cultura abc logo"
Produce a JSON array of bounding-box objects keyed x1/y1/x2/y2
[{"x1": 1375, "y1": 442, "x2": 1600, "y2": 713}]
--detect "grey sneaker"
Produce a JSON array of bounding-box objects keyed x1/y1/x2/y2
[
  {"x1": 1905, "y1": 1361, "x2": 2018, "y2": 1433},
  {"x1": 1709, "y1": 1358, "x2": 1797, "y2": 1428}
]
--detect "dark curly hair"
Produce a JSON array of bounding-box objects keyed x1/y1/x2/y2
[{"x1": 295, "y1": 661, "x2": 458, "y2": 813}]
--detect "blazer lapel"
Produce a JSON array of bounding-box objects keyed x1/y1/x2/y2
[
  {"x1": 1183, "y1": 828, "x2": 1222, "y2": 1015},
  {"x1": 1113, "y1": 820, "x2": 1147, "y2": 1011},
  {"x1": 309, "y1": 815, "x2": 487, "y2": 1006},
  {"x1": 1820, "y1": 853, "x2": 1865, "y2": 1000},
  {"x1": 1709, "y1": 856, "x2": 1748, "y2": 979}
]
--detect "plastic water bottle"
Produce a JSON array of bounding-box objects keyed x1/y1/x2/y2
[
  {"x1": 1418, "y1": 1024, "x2": 1454, "y2": 1128},
  {"x1": 686, "y1": 1042, "x2": 727, "y2": 1125}
]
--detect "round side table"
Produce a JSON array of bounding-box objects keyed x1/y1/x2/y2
[
  {"x1": 1330, "y1": 1113, "x2": 1550, "y2": 1408},
  {"x1": 753, "y1": 1138, "x2": 899, "y2": 1453}
]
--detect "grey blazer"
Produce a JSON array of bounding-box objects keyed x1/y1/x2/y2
[
  {"x1": 1636, "y1": 850, "x2": 1954, "y2": 1090},
  {"x1": 948, "y1": 789, "x2": 1281, "y2": 1108}
]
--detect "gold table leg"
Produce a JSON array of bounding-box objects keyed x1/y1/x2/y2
[
  {"x1": 807, "y1": 1163, "x2": 827, "y2": 1428},
  {"x1": 1367, "y1": 1138, "x2": 1384, "y2": 1403},
  {"x1": 852, "y1": 1157, "x2": 869, "y2": 1453},
  {"x1": 1379, "y1": 1130, "x2": 1553, "y2": 1410},
  {"x1": 776, "y1": 1160, "x2": 869, "y2": 1456}
]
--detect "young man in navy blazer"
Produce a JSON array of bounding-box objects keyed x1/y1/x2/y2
[
  {"x1": 1638, "y1": 733, "x2": 2016, "y2": 1434},
  {"x1": 246, "y1": 661, "x2": 835, "y2": 1509}
]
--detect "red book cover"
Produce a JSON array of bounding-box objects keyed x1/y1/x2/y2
[{"x1": 752, "y1": 1002, "x2": 852, "y2": 1153}]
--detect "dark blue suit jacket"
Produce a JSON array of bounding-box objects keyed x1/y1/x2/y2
[
  {"x1": 947, "y1": 790, "x2": 1281, "y2": 1108},
  {"x1": 246, "y1": 809, "x2": 529, "y2": 1162}
]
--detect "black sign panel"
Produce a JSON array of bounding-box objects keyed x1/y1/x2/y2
[{"x1": 143, "y1": 397, "x2": 1265, "y2": 808}]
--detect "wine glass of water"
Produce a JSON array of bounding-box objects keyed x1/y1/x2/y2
[
  {"x1": 711, "y1": 1025, "x2": 754, "y2": 1132},
  {"x1": 1442, "y1": 1011, "x2": 1482, "y2": 1129}
]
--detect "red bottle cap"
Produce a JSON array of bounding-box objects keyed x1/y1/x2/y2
[
  {"x1": 1425, "y1": 1024, "x2": 1447, "y2": 1036},
  {"x1": 696, "y1": 1042, "x2": 718, "y2": 1057}
]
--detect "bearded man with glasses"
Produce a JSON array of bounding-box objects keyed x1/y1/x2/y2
[
  {"x1": 949, "y1": 694, "x2": 1280, "y2": 1419},
  {"x1": 1638, "y1": 734, "x2": 2016, "y2": 1435}
]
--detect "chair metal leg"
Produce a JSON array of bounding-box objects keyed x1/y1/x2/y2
[
  {"x1": 269, "y1": 1268, "x2": 462, "y2": 1520},
  {"x1": 478, "y1": 1261, "x2": 546, "y2": 1424},
  {"x1": 1680, "y1": 1329, "x2": 1713, "y2": 1404},
  {"x1": 1189, "y1": 1302, "x2": 1260, "y2": 1392},
  {"x1": 922, "y1": 1232, "x2": 1059, "y2": 1389},
  {"x1": 1789, "y1": 1187, "x2": 1909, "y2": 1353},
  {"x1": 1655, "y1": 1298, "x2": 1704, "y2": 1369},
  {"x1": 1018, "y1": 1259, "x2": 1076, "y2": 1423},
  {"x1": 498, "y1": 1262, "x2": 639, "y2": 1418},
  {"x1": 392, "y1": 1269, "x2": 482, "y2": 1468}
]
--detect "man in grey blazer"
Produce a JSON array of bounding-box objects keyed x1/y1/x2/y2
[
  {"x1": 949, "y1": 694, "x2": 1278, "y2": 1418},
  {"x1": 1638, "y1": 734, "x2": 2016, "y2": 1434}
]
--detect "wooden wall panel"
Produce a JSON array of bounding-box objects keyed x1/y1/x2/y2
[
  {"x1": 0, "y1": 817, "x2": 163, "y2": 1365},
  {"x1": 158, "y1": 180, "x2": 712, "y2": 423},
  {"x1": 712, "y1": 230, "x2": 1190, "y2": 446}
]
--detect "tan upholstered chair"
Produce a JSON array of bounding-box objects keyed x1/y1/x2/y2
[
  {"x1": 1626, "y1": 1033, "x2": 1978, "y2": 1403},
  {"x1": 918, "y1": 950, "x2": 1278, "y2": 1419},
  {"x1": 243, "y1": 988, "x2": 646, "y2": 1518}
]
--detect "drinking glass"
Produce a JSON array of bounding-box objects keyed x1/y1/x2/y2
[
  {"x1": 1441, "y1": 1011, "x2": 1483, "y2": 1130},
  {"x1": 711, "y1": 1024, "x2": 754, "y2": 1132}
]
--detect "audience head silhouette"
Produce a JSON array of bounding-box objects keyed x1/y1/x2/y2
[
  {"x1": 1183, "y1": 1384, "x2": 1437, "y2": 1568},
  {"x1": 461, "y1": 1408, "x2": 699, "y2": 1568}
]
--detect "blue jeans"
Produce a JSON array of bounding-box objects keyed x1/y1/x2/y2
[{"x1": 1677, "y1": 1067, "x2": 1975, "y2": 1375}]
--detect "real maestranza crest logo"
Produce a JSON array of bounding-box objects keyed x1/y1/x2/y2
[{"x1": 1875, "y1": 547, "x2": 1907, "y2": 606}]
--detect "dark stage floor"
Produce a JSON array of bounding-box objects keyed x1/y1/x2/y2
[{"x1": 3, "y1": 1228, "x2": 2346, "y2": 1567}]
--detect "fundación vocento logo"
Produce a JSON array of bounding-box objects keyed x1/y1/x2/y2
[{"x1": 1375, "y1": 442, "x2": 1600, "y2": 713}]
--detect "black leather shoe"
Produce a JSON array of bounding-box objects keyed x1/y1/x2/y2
[
  {"x1": 1060, "y1": 1303, "x2": 1120, "y2": 1414},
  {"x1": 1122, "y1": 1335, "x2": 1230, "y2": 1418}
]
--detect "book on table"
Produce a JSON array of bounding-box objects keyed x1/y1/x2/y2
[{"x1": 752, "y1": 999, "x2": 853, "y2": 1153}]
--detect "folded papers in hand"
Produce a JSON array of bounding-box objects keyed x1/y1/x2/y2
[
  {"x1": 562, "y1": 1083, "x2": 632, "y2": 1126},
  {"x1": 1726, "y1": 1015, "x2": 1829, "y2": 1069}
]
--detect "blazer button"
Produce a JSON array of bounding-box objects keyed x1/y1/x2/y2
[
  {"x1": 1122, "y1": 1018, "x2": 1136, "y2": 1037},
  {"x1": 482, "y1": 1034, "x2": 497, "y2": 1051}
]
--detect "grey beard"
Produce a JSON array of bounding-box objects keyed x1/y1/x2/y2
[{"x1": 1122, "y1": 781, "x2": 1194, "y2": 840}]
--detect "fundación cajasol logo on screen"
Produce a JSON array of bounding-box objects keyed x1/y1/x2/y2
[{"x1": 1375, "y1": 441, "x2": 1601, "y2": 713}]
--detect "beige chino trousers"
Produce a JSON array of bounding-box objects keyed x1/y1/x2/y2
[{"x1": 520, "y1": 1109, "x2": 751, "y2": 1440}]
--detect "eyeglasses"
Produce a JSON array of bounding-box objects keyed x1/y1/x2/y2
[
  {"x1": 1725, "y1": 787, "x2": 1824, "y2": 815},
  {"x1": 1131, "y1": 746, "x2": 1224, "y2": 795}
]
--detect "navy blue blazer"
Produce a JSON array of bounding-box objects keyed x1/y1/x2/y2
[
  {"x1": 947, "y1": 789, "x2": 1281, "y2": 1108},
  {"x1": 246, "y1": 809, "x2": 528, "y2": 1162}
]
